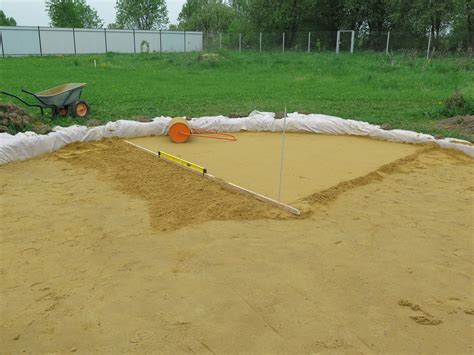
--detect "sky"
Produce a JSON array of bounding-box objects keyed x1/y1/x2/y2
[{"x1": 0, "y1": 0, "x2": 187, "y2": 27}]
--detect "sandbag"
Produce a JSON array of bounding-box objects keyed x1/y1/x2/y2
[{"x1": 0, "y1": 112, "x2": 472, "y2": 165}]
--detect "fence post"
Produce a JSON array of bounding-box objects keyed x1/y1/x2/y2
[
  {"x1": 385, "y1": 31, "x2": 390, "y2": 55},
  {"x1": 336, "y1": 30, "x2": 340, "y2": 54},
  {"x1": 38, "y1": 26, "x2": 43, "y2": 56},
  {"x1": 1, "y1": 32, "x2": 4, "y2": 58},
  {"x1": 160, "y1": 30, "x2": 162, "y2": 53},
  {"x1": 219, "y1": 32, "x2": 222, "y2": 49},
  {"x1": 307, "y1": 32, "x2": 311, "y2": 53},
  {"x1": 104, "y1": 28, "x2": 108, "y2": 53},
  {"x1": 133, "y1": 29, "x2": 136, "y2": 54},
  {"x1": 426, "y1": 30, "x2": 432, "y2": 59},
  {"x1": 350, "y1": 30, "x2": 355, "y2": 53},
  {"x1": 239, "y1": 33, "x2": 241, "y2": 52},
  {"x1": 184, "y1": 31, "x2": 186, "y2": 52},
  {"x1": 259, "y1": 32, "x2": 262, "y2": 52},
  {"x1": 282, "y1": 32, "x2": 285, "y2": 52},
  {"x1": 72, "y1": 28, "x2": 77, "y2": 55}
]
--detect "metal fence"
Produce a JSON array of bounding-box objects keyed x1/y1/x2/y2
[
  {"x1": 204, "y1": 30, "x2": 473, "y2": 56},
  {"x1": 1, "y1": 26, "x2": 472, "y2": 57},
  {"x1": 0, "y1": 26, "x2": 203, "y2": 56}
]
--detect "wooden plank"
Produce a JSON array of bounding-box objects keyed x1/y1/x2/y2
[
  {"x1": 124, "y1": 140, "x2": 159, "y2": 156},
  {"x1": 204, "y1": 173, "x2": 301, "y2": 215}
]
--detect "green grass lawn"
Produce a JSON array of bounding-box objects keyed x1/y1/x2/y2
[{"x1": 0, "y1": 51, "x2": 473, "y2": 139}]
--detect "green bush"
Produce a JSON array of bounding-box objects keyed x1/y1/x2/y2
[{"x1": 438, "y1": 90, "x2": 473, "y2": 117}]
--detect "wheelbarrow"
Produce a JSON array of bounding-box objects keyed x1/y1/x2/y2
[{"x1": 0, "y1": 83, "x2": 90, "y2": 118}]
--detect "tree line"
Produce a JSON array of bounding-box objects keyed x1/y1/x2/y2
[
  {"x1": 177, "y1": 0, "x2": 473, "y2": 50},
  {"x1": 1, "y1": 0, "x2": 472, "y2": 50}
]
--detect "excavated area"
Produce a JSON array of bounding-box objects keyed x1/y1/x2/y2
[{"x1": 1, "y1": 135, "x2": 473, "y2": 353}]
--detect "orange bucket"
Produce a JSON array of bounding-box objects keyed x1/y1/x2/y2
[{"x1": 168, "y1": 117, "x2": 191, "y2": 143}]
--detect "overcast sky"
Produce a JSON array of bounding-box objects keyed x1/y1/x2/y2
[{"x1": 0, "y1": 0, "x2": 186, "y2": 27}]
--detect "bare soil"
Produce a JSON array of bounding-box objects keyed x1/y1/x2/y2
[
  {"x1": 436, "y1": 115, "x2": 474, "y2": 140},
  {"x1": 0, "y1": 103, "x2": 51, "y2": 134},
  {"x1": 1, "y1": 137, "x2": 473, "y2": 353}
]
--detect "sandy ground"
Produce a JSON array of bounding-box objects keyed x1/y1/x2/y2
[
  {"x1": 1, "y1": 136, "x2": 473, "y2": 353},
  {"x1": 128, "y1": 133, "x2": 422, "y2": 202},
  {"x1": 44, "y1": 140, "x2": 289, "y2": 231}
]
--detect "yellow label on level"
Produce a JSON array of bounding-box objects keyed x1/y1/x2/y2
[{"x1": 158, "y1": 151, "x2": 207, "y2": 175}]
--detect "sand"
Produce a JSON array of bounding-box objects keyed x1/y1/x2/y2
[
  {"x1": 1, "y1": 136, "x2": 473, "y2": 353},
  {"x1": 128, "y1": 133, "x2": 422, "y2": 202},
  {"x1": 46, "y1": 140, "x2": 289, "y2": 231}
]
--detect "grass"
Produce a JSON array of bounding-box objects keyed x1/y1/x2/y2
[{"x1": 0, "y1": 50, "x2": 473, "y2": 139}]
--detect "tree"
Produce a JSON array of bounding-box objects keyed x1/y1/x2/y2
[
  {"x1": 46, "y1": 0, "x2": 103, "y2": 28},
  {"x1": 115, "y1": 0, "x2": 169, "y2": 30},
  {"x1": 449, "y1": 0, "x2": 474, "y2": 49},
  {"x1": 175, "y1": 0, "x2": 471, "y2": 51},
  {"x1": 426, "y1": 0, "x2": 456, "y2": 50},
  {"x1": 0, "y1": 10, "x2": 17, "y2": 26},
  {"x1": 178, "y1": 0, "x2": 237, "y2": 32},
  {"x1": 107, "y1": 22, "x2": 122, "y2": 29},
  {"x1": 241, "y1": 0, "x2": 328, "y2": 46},
  {"x1": 462, "y1": 0, "x2": 474, "y2": 48}
]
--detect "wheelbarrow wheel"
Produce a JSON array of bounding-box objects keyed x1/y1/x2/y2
[{"x1": 73, "y1": 100, "x2": 90, "y2": 118}]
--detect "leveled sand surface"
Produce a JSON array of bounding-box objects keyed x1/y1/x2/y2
[
  {"x1": 128, "y1": 133, "x2": 422, "y2": 202},
  {"x1": 1, "y1": 137, "x2": 473, "y2": 353}
]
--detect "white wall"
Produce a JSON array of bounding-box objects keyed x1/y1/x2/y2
[
  {"x1": 162, "y1": 31, "x2": 185, "y2": 52},
  {"x1": 74, "y1": 29, "x2": 106, "y2": 54},
  {"x1": 1, "y1": 26, "x2": 40, "y2": 55},
  {"x1": 106, "y1": 29, "x2": 134, "y2": 53},
  {"x1": 134, "y1": 30, "x2": 161, "y2": 53},
  {"x1": 0, "y1": 27, "x2": 203, "y2": 56},
  {"x1": 186, "y1": 32, "x2": 203, "y2": 52},
  {"x1": 40, "y1": 27, "x2": 75, "y2": 55}
]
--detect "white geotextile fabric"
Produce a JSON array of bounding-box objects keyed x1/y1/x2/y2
[{"x1": 0, "y1": 111, "x2": 473, "y2": 165}]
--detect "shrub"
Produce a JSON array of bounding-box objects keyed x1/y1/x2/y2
[{"x1": 439, "y1": 90, "x2": 473, "y2": 117}]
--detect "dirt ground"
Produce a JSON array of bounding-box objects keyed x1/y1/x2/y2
[
  {"x1": 436, "y1": 115, "x2": 474, "y2": 141},
  {"x1": 0, "y1": 137, "x2": 473, "y2": 353}
]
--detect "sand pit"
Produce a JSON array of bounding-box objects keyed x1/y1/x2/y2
[
  {"x1": 128, "y1": 133, "x2": 422, "y2": 202},
  {"x1": 1, "y1": 134, "x2": 473, "y2": 353},
  {"x1": 46, "y1": 140, "x2": 289, "y2": 231}
]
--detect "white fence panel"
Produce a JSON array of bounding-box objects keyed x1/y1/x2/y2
[
  {"x1": 107, "y1": 30, "x2": 134, "y2": 53},
  {"x1": 186, "y1": 32, "x2": 203, "y2": 51},
  {"x1": 0, "y1": 26, "x2": 40, "y2": 55},
  {"x1": 0, "y1": 27, "x2": 202, "y2": 56},
  {"x1": 40, "y1": 28, "x2": 75, "y2": 55},
  {"x1": 162, "y1": 31, "x2": 185, "y2": 52},
  {"x1": 75, "y1": 29, "x2": 106, "y2": 54},
  {"x1": 134, "y1": 31, "x2": 161, "y2": 53}
]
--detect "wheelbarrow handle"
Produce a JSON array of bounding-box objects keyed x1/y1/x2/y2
[
  {"x1": 1, "y1": 90, "x2": 48, "y2": 117},
  {"x1": 21, "y1": 88, "x2": 51, "y2": 107},
  {"x1": 1, "y1": 90, "x2": 36, "y2": 107}
]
